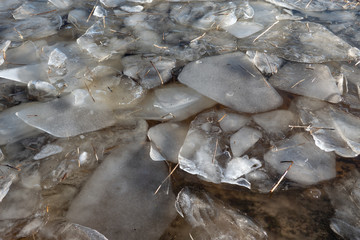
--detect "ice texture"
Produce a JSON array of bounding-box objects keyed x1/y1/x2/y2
[
  {"x1": 179, "y1": 110, "x2": 260, "y2": 188},
  {"x1": 217, "y1": 111, "x2": 249, "y2": 133},
  {"x1": 325, "y1": 170, "x2": 360, "y2": 239},
  {"x1": 33, "y1": 144, "x2": 63, "y2": 160},
  {"x1": 269, "y1": 63, "x2": 342, "y2": 103},
  {"x1": 147, "y1": 122, "x2": 188, "y2": 163},
  {"x1": 66, "y1": 141, "x2": 177, "y2": 240},
  {"x1": 264, "y1": 133, "x2": 336, "y2": 185},
  {"x1": 175, "y1": 188, "x2": 268, "y2": 239},
  {"x1": 230, "y1": 126, "x2": 262, "y2": 157},
  {"x1": 253, "y1": 110, "x2": 297, "y2": 138},
  {"x1": 266, "y1": 0, "x2": 357, "y2": 11},
  {"x1": 0, "y1": 104, "x2": 41, "y2": 145},
  {"x1": 178, "y1": 52, "x2": 283, "y2": 113},
  {"x1": 122, "y1": 55, "x2": 176, "y2": 89},
  {"x1": 239, "y1": 21, "x2": 360, "y2": 63},
  {"x1": 223, "y1": 22, "x2": 264, "y2": 39},
  {"x1": 16, "y1": 89, "x2": 118, "y2": 138},
  {"x1": 246, "y1": 50, "x2": 284, "y2": 75},
  {"x1": 134, "y1": 83, "x2": 216, "y2": 121},
  {"x1": 0, "y1": 64, "x2": 48, "y2": 84},
  {"x1": 169, "y1": 2, "x2": 238, "y2": 30},
  {"x1": 295, "y1": 96, "x2": 360, "y2": 157}
]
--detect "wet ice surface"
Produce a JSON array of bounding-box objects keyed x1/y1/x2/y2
[{"x1": 0, "y1": 0, "x2": 360, "y2": 239}]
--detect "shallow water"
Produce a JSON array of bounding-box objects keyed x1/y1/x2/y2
[{"x1": 0, "y1": 0, "x2": 360, "y2": 239}]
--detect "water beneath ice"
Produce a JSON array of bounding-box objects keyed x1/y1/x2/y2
[{"x1": 0, "y1": 0, "x2": 360, "y2": 239}]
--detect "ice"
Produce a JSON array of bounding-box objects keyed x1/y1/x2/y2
[
  {"x1": 223, "y1": 156, "x2": 262, "y2": 185},
  {"x1": 264, "y1": 133, "x2": 336, "y2": 185},
  {"x1": 223, "y1": 22, "x2": 264, "y2": 39},
  {"x1": 178, "y1": 52, "x2": 283, "y2": 113},
  {"x1": 16, "y1": 89, "x2": 119, "y2": 138},
  {"x1": 49, "y1": 0, "x2": 73, "y2": 9},
  {"x1": 169, "y1": 2, "x2": 238, "y2": 30},
  {"x1": 3, "y1": 40, "x2": 44, "y2": 65},
  {"x1": 120, "y1": 5, "x2": 144, "y2": 13},
  {"x1": 134, "y1": 83, "x2": 216, "y2": 121},
  {"x1": 0, "y1": 104, "x2": 41, "y2": 145},
  {"x1": 77, "y1": 21, "x2": 134, "y2": 61},
  {"x1": 0, "y1": 40, "x2": 11, "y2": 66},
  {"x1": 27, "y1": 80, "x2": 59, "y2": 100},
  {"x1": 269, "y1": 63, "x2": 342, "y2": 103},
  {"x1": 0, "y1": 173, "x2": 16, "y2": 202},
  {"x1": 230, "y1": 126, "x2": 262, "y2": 157},
  {"x1": 0, "y1": 64, "x2": 48, "y2": 84},
  {"x1": 12, "y1": 2, "x2": 56, "y2": 20},
  {"x1": 68, "y1": 9, "x2": 93, "y2": 29},
  {"x1": 246, "y1": 50, "x2": 284, "y2": 75},
  {"x1": 48, "y1": 48, "x2": 68, "y2": 75},
  {"x1": 178, "y1": 110, "x2": 228, "y2": 183},
  {"x1": 1, "y1": 16, "x2": 62, "y2": 41},
  {"x1": 100, "y1": 0, "x2": 123, "y2": 7},
  {"x1": 147, "y1": 122, "x2": 188, "y2": 163},
  {"x1": 122, "y1": 55, "x2": 176, "y2": 89},
  {"x1": 178, "y1": 110, "x2": 259, "y2": 188},
  {"x1": 295, "y1": 97, "x2": 360, "y2": 157},
  {"x1": 33, "y1": 144, "x2": 63, "y2": 160},
  {"x1": 265, "y1": 0, "x2": 355, "y2": 11},
  {"x1": 217, "y1": 111, "x2": 249, "y2": 133},
  {"x1": 325, "y1": 170, "x2": 360, "y2": 239},
  {"x1": 0, "y1": 148, "x2": 3, "y2": 161},
  {"x1": 175, "y1": 188, "x2": 268, "y2": 239},
  {"x1": 40, "y1": 221, "x2": 109, "y2": 240},
  {"x1": 239, "y1": 21, "x2": 360, "y2": 63},
  {"x1": 253, "y1": 110, "x2": 297, "y2": 138},
  {"x1": 83, "y1": 66, "x2": 145, "y2": 109},
  {"x1": 94, "y1": 6, "x2": 107, "y2": 18},
  {"x1": 66, "y1": 142, "x2": 177, "y2": 240}
]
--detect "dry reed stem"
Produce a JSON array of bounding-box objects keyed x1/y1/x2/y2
[
  {"x1": 218, "y1": 114, "x2": 227, "y2": 122},
  {"x1": 31, "y1": 9, "x2": 57, "y2": 16},
  {"x1": 269, "y1": 161, "x2": 294, "y2": 193},
  {"x1": 87, "y1": 1, "x2": 98, "y2": 22},
  {"x1": 150, "y1": 60, "x2": 164, "y2": 85},
  {"x1": 291, "y1": 79, "x2": 305, "y2": 88},
  {"x1": 153, "y1": 44, "x2": 168, "y2": 49},
  {"x1": 83, "y1": 80, "x2": 96, "y2": 102},
  {"x1": 190, "y1": 32, "x2": 206, "y2": 43},
  {"x1": 253, "y1": 21, "x2": 279, "y2": 43},
  {"x1": 154, "y1": 163, "x2": 179, "y2": 195}
]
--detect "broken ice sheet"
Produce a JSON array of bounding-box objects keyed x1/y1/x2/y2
[
  {"x1": 16, "y1": 89, "x2": 118, "y2": 138},
  {"x1": 0, "y1": 103, "x2": 41, "y2": 145},
  {"x1": 252, "y1": 110, "x2": 297, "y2": 138},
  {"x1": 147, "y1": 122, "x2": 188, "y2": 163},
  {"x1": 0, "y1": 64, "x2": 48, "y2": 84},
  {"x1": 0, "y1": 16, "x2": 62, "y2": 41},
  {"x1": 179, "y1": 110, "x2": 261, "y2": 188},
  {"x1": 122, "y1": 55, "x2": 176, "y2": 89},
  {"x1": 269, "y1": 63, "x2": 342, "y2": 103},
  {"x1": 169, "y1": 2, "x2": 238, "y2": 30},
  {"x1": 178, "y1": 52, "x2": 283, "y2": 113},
  {"x1": 66, "y1": 142, "x2": 177, "y2": 240},
  {"x1": 0, "y1": 40, "x2": 11, "y2": 66},
  {"x1": 325, "y1": 170, "x2": 360, "y2": 240},
  {"x1": 12, "y1": 2, "x2": 56, "y2": 20},
  {"x1": 264, "y1": 132, "x2": 336, "y2": 185},
  {"x1": 265, "y1": 0, "x2": 358, "y2": 11},
  {"x1": 246, "y1": 50, "x2": 284, "y2": 75},
  {"x1": 84, "y1": 66, "x2": 145, "y2": 109},
  {"x1": 77, "y1": 20, "x2": 134, "y2": 61},
  {"x1": 217, "y1": 110, "x2": 249, "y2": 133},
  {"x1": 175, "y1": 188, "x2": 267, "y2": 240},
  {"x1": 295, "y1": 96, "x2": 360, "y2": 157},
  {"x1": 33, "y1": 144, "x2": 63, "y2": 160},
  {"x1": 230, "y1": 126, "x2": 262, "y2": 157},
  {"x1": 223, "y1": 21, "x2": 264, "y2": 39},
  {"x1": 239, "y1": 20, "x2": 360, "y2": 63},
  {"x1": 133, "y1": 83, "x2": 216, "y2": 121},
  {"x1": 39, "y1": 221, "x2": 108, "y2": 240}
]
